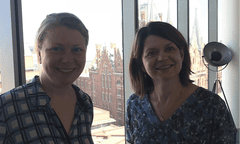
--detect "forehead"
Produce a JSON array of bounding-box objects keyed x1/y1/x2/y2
[
  {"x1": 143, "y1": 35, "x2": 175, "y2": 49},
  {"x1": 44, "y1": 26, "x2": 85, "y2": 46}
]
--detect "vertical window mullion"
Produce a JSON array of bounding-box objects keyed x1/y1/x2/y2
[
  {"x1": 11, "y1": 0, "x2": 26, "y2": 86},
  {"x1": 208, "y1": 0, "x2": 218, "y2": 91},
  {"x1": 123, "y1": 0, "x2": 136, "y2": 107},
  {"x1": 123, "y1": 0, "x2": 136, "y2": 142},
  {"x1": 177, "y1": 0, "x2": 189, "y2": 43}
]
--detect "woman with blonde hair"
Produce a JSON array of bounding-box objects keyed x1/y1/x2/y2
[{"x1": 0, "y1": 12, "x2": 93, "y2": 144}]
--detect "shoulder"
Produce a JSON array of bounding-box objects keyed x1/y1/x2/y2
[
  {"x1": 0, "y1": 85, "x2": 25, "y2": 105},
  {"x1": 127, "y1": 93, "x2": 147, "y2": 109},
  {"x1": 193, "y1": 87, "x2": 227, "y2": 109},
  {"x1": 195, "y1": 87, "x2": 223, "y2": 100},
  {"x1": 0, "y1": 76, "x2": 40, "y2": 102},
  {"x1": 127, "y1": 93, "x2": 141, "y2": 104}
]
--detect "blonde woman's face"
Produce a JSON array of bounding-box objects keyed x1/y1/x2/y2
[{"x1": 38, "y1": 26, "x2": 86, "y2": 87}]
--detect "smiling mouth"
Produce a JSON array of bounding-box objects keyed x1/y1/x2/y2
[
  {"x1": 56, "y1": 68, "x2": 75, "y2": 73},
  {"x1": 156, "y1": 65, "x2": 173, "y2": 70}
]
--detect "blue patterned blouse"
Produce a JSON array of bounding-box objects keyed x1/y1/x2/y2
[
  {"x1": 126, "y1": 87, "x2": 237, "y2": 144},
  {"x1": 0, "y1": 76, "x2": 94, "y2": 144}
]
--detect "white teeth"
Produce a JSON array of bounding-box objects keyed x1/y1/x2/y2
[
  {"x1": 158, "y1": 65, "x2": 171, "y2": 69},
  {"x1": 58, "y1": 68, "x2": 74, "y2": 73}
]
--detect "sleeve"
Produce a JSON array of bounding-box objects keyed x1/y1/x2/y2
[
  {"x1": 211, "y1": 97, "x2": 237, "y2": 144},
  {"x1": 125, "y1": 97, "x2": 134, "y2": 144}
]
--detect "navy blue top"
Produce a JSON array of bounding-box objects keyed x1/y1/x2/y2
[{"x1": 126, "y1": 87, "x2": 236, "y2": 144}]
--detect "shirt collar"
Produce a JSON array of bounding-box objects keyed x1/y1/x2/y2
[{"x1": 27, "y1": 75, "x2": 92, "y2": 109}]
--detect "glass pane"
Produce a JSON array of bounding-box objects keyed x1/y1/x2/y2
[
  {"x1": 21, "y1": 0, "x2": 124, "y2": 143},
  {"x1": 138, "y1": 0, "x2": 177, "y2": 28},
  {"x1": 189, "y1": 0, "x2": 208, "y2": 89}
]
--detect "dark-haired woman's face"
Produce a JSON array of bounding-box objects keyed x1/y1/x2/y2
[
  {"x1": 142, "y1": 35, "x2": 184, "y2": 83},
  {"x1": 38, "y1": 26, "x2": 86, "y2": 87}
]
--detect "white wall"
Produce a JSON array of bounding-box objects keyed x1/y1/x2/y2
[
  {"x1": 0, "y1": 1, "x2": 15, "y2": 93},
  {"x1": 221, "y1": 0, "x2": 239, "y2": 128}
]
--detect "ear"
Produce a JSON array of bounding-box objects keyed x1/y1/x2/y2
[
  {"x1": 37, "y1": 49, "x2": 42, "y2": 64},
  {"x1": 180, "y1": 49, "x2": 184, "y2": 62}
]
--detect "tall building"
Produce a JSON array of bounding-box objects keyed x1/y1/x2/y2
[
  {"x1": 76, "y1": 43, "x2": 124, "y2": 126},
  {"x1": 189, "y1": 8, "x2": 208, "y2": 88},
  {"x1": 139, "y1": 0, "x2": 163, "y2": 28}
]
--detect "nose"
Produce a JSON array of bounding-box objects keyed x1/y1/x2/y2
[
  {"x1": 61, "y1": 50, "x2": 74, "y2": 63},
  {"x1": 157, "y1": 52, "x2": 168, "y2": 61}
]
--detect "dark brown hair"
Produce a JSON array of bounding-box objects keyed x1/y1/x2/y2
[{"x1": 129, "y1": 21, "x2": 193, "y2": 98}]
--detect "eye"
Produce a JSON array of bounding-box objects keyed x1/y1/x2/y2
[
  {"x1": 146, "y1": 51, "x2": 155, "y2": 57},
  {"x1": 72, "y1": 47, "x2": 83, "y2": 53},
  {"x1": 147, "y1": 52, "x2": 154, "y2": 56},
  {"x1": 166, "y1": 47, "x2": 175, "y2": 51},
  {"x1": 51, "y1": 47, "x2": 63, "y2": 52}
]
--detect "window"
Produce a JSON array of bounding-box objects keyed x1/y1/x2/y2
[
  {"x1": 92, "y1": 84, "x2": 95, "y2": 91},
  {"x1": 189, "y1": 0, "x2": 208, "y2": 89},
  {"x1": 109, "y1": 93, "x2": 111, "y2": 103},
  {"x1": 93, "y1": 96, "x2": 95, "y2": 103},
  {"x1": 102, "y1": 75, "x2": 104, "y2": 88},
  {"x1": 117, "y1": 89, "x2": 121, "y2": 95},
  {"x1": 102, "y1": 92, "x2": 104, "y2": 101},
  {"x1": 85, "y1": 82, "x2": 88, "y2": 89},
  {"x1": 138, "y1": 0, "x2": 177, "y2": 28},
  {"x1": 105, "y1": 93, "x2": 108, "y2": 102},
  {"x1": 118, "y1": 98, "x2": 122, "y2": 109},
  {"x1": 109, "y1": 75, "x2": 111, "y2": 89},
  {"x1": 117, "y1": 80, "x2": 121, "y2": 85},
  {"x1": 105, "y1": 68, "x2": 108, "y2": 88}
]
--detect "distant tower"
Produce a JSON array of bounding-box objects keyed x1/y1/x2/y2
[
  {"x1": 95, "y1": 44, "x2": 102, "y2": 66},
  {"x1": 147, "y1": 0, "x2": 154, "y2": 22},
  {"x1": 166, "y1": 0, "x2": 172, "y2": 24},
  {"x1": 190, "y1": 8, "x2": 203, "y2": 53}
]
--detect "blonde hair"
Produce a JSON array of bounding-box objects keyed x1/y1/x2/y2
[{"x1": 35, "y1": 12, "x2": 88, "y2": 52}]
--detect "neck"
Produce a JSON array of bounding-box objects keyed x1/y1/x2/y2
[
  {"x1": 151, "y1": 77, "x2": 184, "y2": 104},
  {"x1": 39, "y1": 76, "x2": 74, "y2": 99}
]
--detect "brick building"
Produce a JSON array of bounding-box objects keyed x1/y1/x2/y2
[{"x1": 75, "y1": 43, "x2": 124, "y2": 126}]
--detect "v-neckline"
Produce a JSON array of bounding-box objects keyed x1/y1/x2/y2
[{"x1": 146, "y1": 87, "x2": 200, "y2": 124}]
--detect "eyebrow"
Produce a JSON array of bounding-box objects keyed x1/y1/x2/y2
[
  {"x1": 144, "y1": 42, "x2": 175, "y2": 51},
  {"x1": 53, "y1": 43, "x2": 83, "y2": 47},
  {"x1": 165, "y1": 42, "x2": 175, "y2": 47}
]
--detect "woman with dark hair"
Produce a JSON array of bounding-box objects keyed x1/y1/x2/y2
[
  {"x1": 126, "y1": 21, "x2": 236, "y2": 143},
  {"x1": 0, "y1": 12, "x2": 94, "y2": 143}
]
